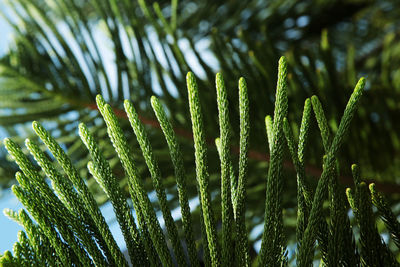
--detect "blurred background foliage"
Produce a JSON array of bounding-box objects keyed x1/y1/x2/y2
[{"x1": 0, "y1": 0, "x2": 400, "y2": 259}]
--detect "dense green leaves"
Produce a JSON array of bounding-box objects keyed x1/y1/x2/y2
[
  {"x1": 1, "y1": 6, "x2": 400, "y2": 265},
  {"x1": 125, "y1": 99, "x2": 187, "y2": 266},
  {"x1": 97, "y1": 94, "x2": 172, "y2": 266},
  {"x1": 297, "y1": 77, "x2": 366, "y2": 266},
  {"x1": 369, "y1": 183, "x2": 400, "y2": 248},
  {"x1": 79, "y1": 123, "x2": 147, "y2": 265},
  {"x1": 2, "y1": 0, "x2": 400, "y2": 191},
  {"x1": 2, "y1": 62, "x2": 400, "y2": 266}
]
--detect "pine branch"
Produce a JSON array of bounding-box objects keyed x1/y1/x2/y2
[
  {"x1": 4, "y1": 137, "x2": 105, "y2": 265},
  {"x1": 311, "y1": 96, "x2": 332, "y2": 152},
  {"x1": 187, "y1": 71, "x2": 221, "y2": 266},
  {"x1": 2, "y1": 52, "x2": 400, "y2": 266},
  {"x1": 32, "y1": 121, "x2": 127, "y2": 266},
  {"x1": 151, "y1": 96, "x2": 200, "y2": 267},
  {"x1": 4, "y1": 208, "x2": 56, "y2": 265},
  {"x1": 11, "y1": 183, "x2": 74, "y2": 266},
  {"x1": 12, "y1": 230, "x2": 34, "y2": 265},
  {"x1": 215, "y1": 73, "x2": 234, "y2": 267},
  {"x1": 124, "y1": 99, "x2": 187, "y2": 266},
  {"x1": 259, "y1": 56, "x2": 288, "y2": 267},
  {"x1": 283, "y1": 113, "x2": 310, "y2": 243},
  {"x1": 96, "y1": 94, "x2": 173, "y2": 266},
  {"x1": 347, "y1": 167, "x2": 398, "y2": 267},
  {"x1": 311, "y1": 95, "x2": 357, "y2": 266},
  {"x1": 234, "y1": 77, "x2": 251, "y2": 267},
  {"x1": 79, "y1": 123, "x2": 148, "y2": 265},
  {"x1": 15, "y1": 170, "x2": 91, "y2": 265},
  {"x1": 215, "y1": 138, "x2": 238, "y2": 214},
  {"x1": 369, "y1": 183, "x2": 400, "y2": 248},
  {"x1": 297, "y1": 77, "x2": 365, "y2": 267},
  {"x1": 90, "y1": 98, "x2": 400, "y2": 197},
  {"x1": 23, "y1": 139, "x2": 108, "y2": 265}
]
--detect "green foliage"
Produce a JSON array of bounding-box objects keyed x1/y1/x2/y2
[
  {"x1": 369, "y1": 183, "x2": 400, "y2": 249},
  {"x1": 79, "y1": 123, "x2": 147, "y2": 265},
  {"x1": 234, "y1": 76, "x2": 251, "y2": 267},
  {"x1": 2, "y1": 0, "x2": 400, "y2": 192},
  {"x1": 151, "y1": 96, "x2": 199, "y2": 266},
  {"x1": 187, "y1": 71, "x2": 221, "y2": 266},
  {"x1": 258, "y1": 57, "x2": 288, "y2": 266},
  {"x1": 1, "y1": 58, "x2": 400, "y2": 266},
  {"x1": 347, "y1": 165, "x2": 397, "y2": 266},
  {"x1": 1, "y1": 4, "x2": 400, "y2": 264}
]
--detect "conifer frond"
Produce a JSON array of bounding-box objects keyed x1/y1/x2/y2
[
  {"x1": 282, "y1": 114, "x2": 311, "y2": 243},
  {"x1": 235, "y1": 76, "x2": 251, "y2": 267},
  {"x1": 10, "y1": 159, "x2": 103, "y2": 265},
  {"x1": 2, "y1": 61, "x2": 400, "y2": 266},
  {"x1": 14, "y1": 230, "x2": 33, "y2": 265},
  {"x1": 32, "y1": 121, "x2": 127, "y2": 266},
  {"x1": 96, "y1": 94, "x2": 173, "y2": 266},
  {"x1": 79, "y1": 123, "x2": 147, "y2": 265},
  {"x1": 124, "y1": 99, "x2": 187, "y2": 266},
  {"x1": 311, "y1": 95, "x2": 357, "y2": 266},
  {"x1": 369, "y1": 183, "x2": 400, "y2": 248},
  {"x1": 215, "y1": 137, "x2": 238, "y2": 214},
  {"x1": 297, "y1": 99, "x2": 312, "y2": 167},
  {"x1": 12, "y1": 209, "x2": 57, "y2": 265},
  {"x1": 23, "y1": 139, "x2": 109, "y2": 266},
  {"x1": 11, "y1": 182, "x2": 75, "y2": 265},
  {"x1": 297, "y1": 77, "x2": 365, "y2": 266},
  {"x1": 215, "y1": 73, "x2": 234, "y2": 267},
  {"x1": 0, "y1": 0, "x2": 399, "y2": 203},
  {"x1": 186, "y1": 71, "x2": 221, "y2": 266},
  {"x1": 259, "y1": 56, "x2": 288, "y2": 266},
  {"x1": 311, "y1": 96, "x2": 332, "y2": 152},
  {"x1": 150, "y1": 96, "x2": 200, "y2": 267},
  {"x1": 348, "y1": 168, "x2": 398, "y2": 266}
]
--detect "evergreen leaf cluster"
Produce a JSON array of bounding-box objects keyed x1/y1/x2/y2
[
  {"x1": 1, "y1": 57, "x2": 399, "y2": 266},
  {"x1": 1, "y1": 0, "x2": 400, "y2": 266}
]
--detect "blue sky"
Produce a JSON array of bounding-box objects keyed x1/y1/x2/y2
[
  {"x1": 0, "y1": 3, "x2": 12, "y2": 56},
  {"x1": 0, "y1": 3, "x2": 20, "y2": 253},
  {"x1": 0, "y1": 191, "x2": 23, "y2": 253}
]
